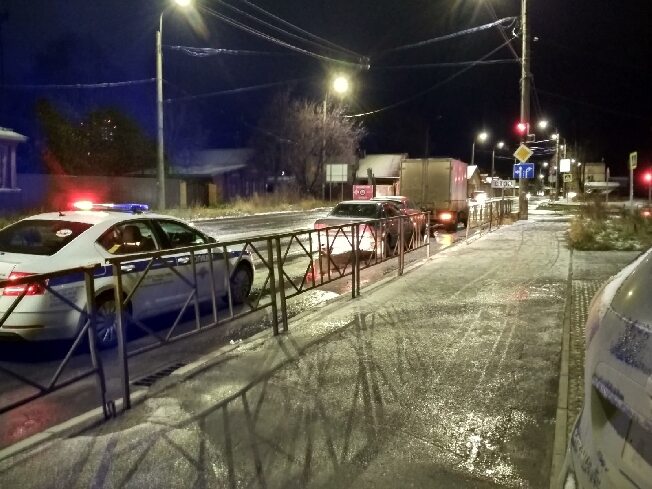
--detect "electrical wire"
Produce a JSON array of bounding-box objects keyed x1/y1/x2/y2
[
  {"x1": 165, "y1": 77, "x2": 311, "y2": 103},
  {"x1": 2, "y1": 79, "x2": 155, "y2": 90},
  {"x1": 375, "y1": 58, "x2": 518, "y2": 71},
  {"x1": 538, "y1": 89, "x2": 648, "y2": 120},
  {"x1": 481, "y1": 0, "x2": 520, "y2": 61},
  {"x1": 200, "y1": 6, "x2": 369, "y2": 69},
  {"x1": 214, "y1": 0, "x2": 361, "y2": 61},
  {"x1": 347, "y1": 37, "x2": 517, "y2": 118},
  {"x1": 166, "y1": 45, "x2": 292, "y2": 57},
  {"x1": 239, "y1": 0, "x2": 361, "y2": 58},
  {"x1": 376, "y1": 17, "x2": 516, "y2": 57}
]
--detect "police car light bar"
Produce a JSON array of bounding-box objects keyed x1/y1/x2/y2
[{"x1": 72, "y1": 201, "x2": 149, "y2": 213}]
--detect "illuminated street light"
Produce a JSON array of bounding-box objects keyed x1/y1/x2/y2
[
  {"x1": 543, "y1": 161, "x2": 549, "y2": 168},
  {"x1": 157, "y1": 0, "x2": 193, "y2": 210},
  {"x1": 551, "y1": 133, "x2": 559, "y2": 141},
  {"x1": 496, "y1": 141, "x2": 505, "y2": 150},
  {"x1": 471, "y1": 131, "x2": 489, "y2": 166},
  {"x1": 538, "y1": 120, "x2": 549, "y2": 130},
  {"x1": 332, "y1": 75, "x2": 350, "y2": 95}
]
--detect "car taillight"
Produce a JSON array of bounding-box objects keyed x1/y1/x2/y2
[
  {"x1": 439, "y1": 212, "x2": 453, "y2": 222},
  {"x1": 3, "y1": 272, "x2": 47, "y2": 296},
  {"x1": 642, "y1": 210, "x2": 651, "y2": 218}
]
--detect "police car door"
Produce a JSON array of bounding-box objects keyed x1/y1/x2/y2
[
  {"x1": 154, "y1": 220, "x2": 224, "y2": 308},
  {"x1": 97, "y1": 220, "x2": 174, "y2": 316}
]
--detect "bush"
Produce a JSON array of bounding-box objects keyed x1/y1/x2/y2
[{"x1": 568, "y1": 208, "x2": 652, "y2": 251}]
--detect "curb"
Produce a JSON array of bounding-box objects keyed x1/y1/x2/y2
[{"x1": 549, "y1": 248, "x2": 573, "y2": 489}]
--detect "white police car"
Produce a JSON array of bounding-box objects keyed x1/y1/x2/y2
[
  {"x1": 561, "y1": 247, "x2": 652, "y2": 488},
  {"x1": 0, "y1": 202, "x2": 254, "y2": 349}
]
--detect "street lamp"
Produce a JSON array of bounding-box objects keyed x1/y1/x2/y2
[
  {"x1": 491, "y1": 141, "x2": 505, "y2": 178},
  {"x1": 537, "y1": 120, "x2": 549, "y2": 130},
  {"x1": 322, "y1": 75, "x2": 350, "y2": 200},
  {"x1": 471, "y1": 131, "x2": 488, "y2": 166},
  {"x1": 157, "y1": 0, "x2": 192, "y2": 210}
]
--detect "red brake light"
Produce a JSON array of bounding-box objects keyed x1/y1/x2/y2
[
  {"x1": 439, "y1": 212, "x2": 453, "y2": 222},
  {"x1": 3, "y1": 272, "x2": 47, "y2": 296},
  {"x1": 642, "y1": 210, "x2": 651, "y2": 218}
]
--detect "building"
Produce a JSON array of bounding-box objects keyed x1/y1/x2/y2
[
  {"x1": 355, "y1": 154, "x2": 407, "y2": 196},
  {"x1": 0, "y1": 127, "x2": 28, "y2": 211}
]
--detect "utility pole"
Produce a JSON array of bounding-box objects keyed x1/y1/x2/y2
[
  {"x1": 156, "y1": 16, "x2": 166, "y2": 210},
  {"x1": 519, "y1": 0, "x2": 530, "y2": 220}
]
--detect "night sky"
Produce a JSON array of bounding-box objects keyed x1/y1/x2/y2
[{"x1": 1, "y1": 0, "x2": 651, "y2": 177}]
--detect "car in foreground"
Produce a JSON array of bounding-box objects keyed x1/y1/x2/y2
[
  {"x1": 0, "y1": 202, "x2": 254, "y2": 349},
  {"x1": 561, "y1": 247, "x2": 652, "y2": 488},
  {"x1": 313, "y1": 200, "x2": 408, "y2": 257},
  {"x1": 370, "y1": 195, "x2": 427, "y2": 238}
]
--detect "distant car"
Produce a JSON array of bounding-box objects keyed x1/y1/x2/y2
[
  {"x1": 561, "y1": 247, "x2": 652, "y2": 488},
  {"x1": 0, "y1": 202, "x2": 254, "y2": 349},
  {"x1": 370, "y1": 195, "x2": 427, "y2": 237},
  {"x1": 313, "y1": 200, "x2": 408, "y2": 257}
]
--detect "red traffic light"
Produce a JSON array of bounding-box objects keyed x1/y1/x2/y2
[
  {"x1": 644, "y1": 172, "x2": 652, "y2": 184},
  {"x1": 515, "y1": 122, "x2": 529, "y2": 135}
]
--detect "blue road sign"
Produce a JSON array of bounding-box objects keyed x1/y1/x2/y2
[{"x1": 513, "y1": 163, "x2": 535, "y2": 179}]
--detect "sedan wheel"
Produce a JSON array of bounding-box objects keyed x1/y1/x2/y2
[
  {"x1": 95, "y1": 296, "x2": 119, "y2": 349},
  {"x1": 229, "y1": 267, "x2": 252, "y2": 305}
]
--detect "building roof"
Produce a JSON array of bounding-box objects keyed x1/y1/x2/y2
[
  {"x1": 171, "y1": 148, "x2": 254, "y2": 177},
  {"x1": 0, "y1": 127, "x2": 28, "y2": 143},
  {"x1": 467, "y1": 165, "x2": 479, "y2": 180},
  {"x1": 356, "y1": 154, "x2": 407, "y2": 179}
]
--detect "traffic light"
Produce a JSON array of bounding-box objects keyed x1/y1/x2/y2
[
  {"x1": 515, "y1": 121, "x2": 529, "y2": 136},
  {"x1": 644, "y1": 172, "x2": 652, "y2": 184}
]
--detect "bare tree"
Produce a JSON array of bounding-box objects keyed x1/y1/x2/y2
[{"x1": 250, "y1": 91, "x2": 364, "y2": 196}]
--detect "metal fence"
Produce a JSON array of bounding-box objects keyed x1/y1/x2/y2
[
  {"x1": 465, "y1": 197, "x2": 517, "y2": 240},
  {"x1": 0, "y1": 202, "x2": 514, "y2": 438}
]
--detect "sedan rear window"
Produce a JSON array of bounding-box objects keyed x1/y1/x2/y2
[
  {"x1": 0, "y1": 220, "x2": 92, "y2": 256},
  {"x1": 330, "y1": 203, "x2": 380, "y2": 219}
]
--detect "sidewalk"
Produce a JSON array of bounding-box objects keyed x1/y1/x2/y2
[{"x1": 0, "y1": 221, "x2": 584, "y2": 488}]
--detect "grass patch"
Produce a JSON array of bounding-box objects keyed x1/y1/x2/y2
[
  {"x1": 163, "y1": 193, "x2": 332, "y2": 221},
  {"x1": 569, "y1": 206, "x2": 652, "y2": 251}
]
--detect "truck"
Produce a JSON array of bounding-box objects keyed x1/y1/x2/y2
[{"x1": 399, "y1": 158, "x2": 468, "y2": 233}]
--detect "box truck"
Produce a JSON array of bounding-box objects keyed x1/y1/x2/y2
[{"x1": 399, "y1": 158, "x2": 468, "y2": 233}]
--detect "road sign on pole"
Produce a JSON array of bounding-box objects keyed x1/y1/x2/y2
[
  {"x1": 513, "y1": 163, "x2": 535, "y2": 179},
  {"x1": 491, "y1": 179, "x2": 516, "y2": 189},
  {"x1": 513, "y1": 144, "x2": 534, "y2": 163},
  {"x1": 563, "y1": 173, "x2": 573, "y2": 183},
  {"x1": 629, "y1": 152, "x2": 638, "y2": 170}
]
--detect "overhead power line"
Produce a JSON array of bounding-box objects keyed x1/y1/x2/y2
[
  {"x1": 2, "y1": 79, "x2": 155, "y2": 90},
  {"x1": 166, "y1": 45, "x2": 292, "y2": 57},
  {"x1": 239, "y1": 0, "x2": 361, "y2": 58},
  {"x1": 214, "y1": 0, "x2": 361, "y2": 61},
  {"x1": 347, "y1": 37, "x2": 517, "y2": 118},
  {"x1": 166, "y1": 77, "x2": 311, "y2": 103},
  {"x1": 376, "y1": 17, "x2": 517, "y2": 57},
  {"x1": 376, "y1": 58, "x2": 519, "y2": 71},
  {"x1": 200, "y1": 6, "x2": 369, "y2": 69}
]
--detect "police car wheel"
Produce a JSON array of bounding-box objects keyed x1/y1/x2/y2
[
  {"x1": 229, "y1": 266, "x2": 252, "y2": 305},
  {"x1": 95, "y1": 296, "x2": 119, "y2": 349}
]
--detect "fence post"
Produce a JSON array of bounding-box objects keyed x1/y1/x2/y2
[
  {"x1": 489, "y1": 202, "x2": 493, "y2": 231},
  {"x1": 426, "y1": 212, "x2": 431, "y2": 259},
  {"x1": 84, "y1": 267, "x2": 110, "y2": 419},
  {"x1": 351, "y1": 224, "x2": 357, "y2": 298},
  {"x1": 274, "y1": 236, "x2": 288, "y2": 333},
  {"x1": 112, "y1": 262, "x2": 131, "y2": 411},
  {"x1": 398, "y1": 217, "x2": 404, "y2": 276},
  {"x1": 266, "y1": 238, "x2": 279, "y2": 336}
]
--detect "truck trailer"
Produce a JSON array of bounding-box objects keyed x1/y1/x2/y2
[{"x1": 399, "y1": 158, "x2": 468, "y2": 233}]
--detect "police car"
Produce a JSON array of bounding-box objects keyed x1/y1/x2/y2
[
  {"x1": 0, "y1": 202, "x2": 254, "y2": 349},
  {"x1": 561, "y1": 248, "x2": 652, "y2": 488}
]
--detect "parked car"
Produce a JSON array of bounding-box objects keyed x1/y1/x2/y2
[
  {"x1": 313, "y1": 200, "x2": 408, "y2": 257},
  {"x1": 370, "y1": 195, "x2": 427, "y2": 238},
  {"x1": 560, "y1": 247, "x2": 652, "y2": 488},
  {"x1": 0, "y1": 202, "x2": 254, "y2": 349}
]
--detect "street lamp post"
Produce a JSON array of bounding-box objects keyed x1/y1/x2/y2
[
  {"x1": 518, "y1": 0, "x2": 530, "y2": 219},
  {"x1": 156, "y1": 0, "x2": 191, "y2": 210},
  {"x1": 322, "y1": 75, "x2": 350, "y2": 200},
  {"x1": 471, "y1": 131, "x2": 488, "y2": 166},
  {"x1": 491, "y1": 141, "x2": 504, "y2": 178}
]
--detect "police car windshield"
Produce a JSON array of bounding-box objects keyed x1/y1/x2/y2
[{"x1": 0, "y1": 220, "x2": 92, "y2": 256}]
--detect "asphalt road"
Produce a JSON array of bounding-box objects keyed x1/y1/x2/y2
[{"x1": 0, "y1": 210, "x2": 468, "y2": 450}]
